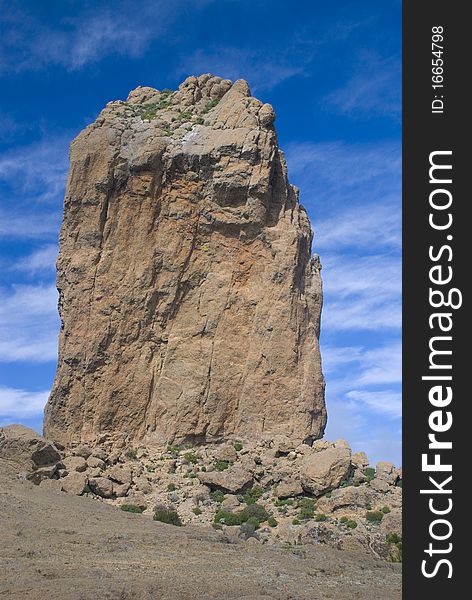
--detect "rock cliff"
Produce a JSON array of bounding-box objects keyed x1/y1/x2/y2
[{"x1": 44, "y1": 74, "x2": 326, "y2": 447}]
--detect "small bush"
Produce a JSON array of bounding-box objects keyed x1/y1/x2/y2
[
  {"x1": 346, "y1": 520, "x2": 358, "y2": 529},
  {"x1": 246, "y1": 516, "x2": 261, "y2": 530},
  {"x1": 233, "y1": 442, "x2": 243, "y2": 451},
  {"x1": 325, "y1": 492, "x2": 332, "y2": 498},
  {"x1": 214, "y1": 510, "x2": 243, "y2": 526},
  {"x1": 292, "y1": 518, "x2": 300, "y2": 525},
  {"x1": 210, "y1": 490, "x2": 225, "y2": 503},
  {"x1": 167, "y1": 483, "x2": 177, "y2": 492},
  {"x1": 267, "y1": 516, "x2": 278, "y2": 527},
  {"x1": 212, "y1": 522, "x2": 223, "y2": 530},
  {"x1": 192, "y1": 507, "x2": 202, "y2": 516},
  {"x1": 239, "y1": 503, "x2": 269, "y2": 523},
  {"x1": 297, "y1": 497, "x2": 316, "y2": 520},
  {"x1": 184, "y1": 452, "x2": 198, "y2": 464},
  {"x1": 364, "y1": 467, "x2": 376, "y2": 481},
  {"x1": 382, "y1": 506, "x2": 391, "y2": 514},
  {"x1": 387, "y1": 532, "x2": 402, "y2": 544},
  {"x1": 215, "y1": 460, "x2": 230, "y2": 471},
  {"x1": 120, "y1": 504, "x2": 143, "y2": 513},
  {"x1": 125, "y1": 449, "x2": 138, "y2": 460},
  {"x1": 315, "y1": 514, "x2": 328, "y2": 522},
  {"x1": 202, "y1": 98, "x2": 220, "y2": 114},
  {"x1": 274, "y1": 498, "x2": 294, "y2": 507},
  {"x1": 340, "y1": 516, "x2": 349, "y2": 523},
  {"x1": 153, "y1": 507, "x2": 182, "y2": 526},
  {"x1": 242, "y1": 486, "x2": 263, "y2": 505},
  {"x1": 167, "y1": 445, "x2": 180, "y2": 457},
  {"x1": 396, "y1": 479, "x2": 403, "y2": 488},
  {"x1": 366, "y1": 510, "x2": 384, "y2": 523}
]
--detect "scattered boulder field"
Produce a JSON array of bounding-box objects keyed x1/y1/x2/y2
[{"x1": 0, "y1": 425, "x2": 402, "y2": 565}]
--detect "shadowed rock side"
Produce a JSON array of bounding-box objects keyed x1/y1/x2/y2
[{"x1": 44, "y1": 74, "x2": 326, "y2": 447}]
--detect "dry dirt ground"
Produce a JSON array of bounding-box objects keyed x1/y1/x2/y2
[{"x1": 0, "y1": 461, "x2": 401, "y2": 600}]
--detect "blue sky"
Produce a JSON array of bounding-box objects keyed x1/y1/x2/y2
[{"x1": 0, "y1": 0, "x2": 401, "y2": 465}]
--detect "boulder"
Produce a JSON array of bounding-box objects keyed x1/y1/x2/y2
[
  {"x1": 300, "y1": 443, "x2": 351, "y2": 496},
  {"x1": 380, "y1": 509, "x2": 402, "y2": 536},
  {"x1": 86, "y1": 456, "x2": 105, "y2": 470},
  {"x1": 39, "y1": 478, "x2": 64, "y2": 492},
  {"x1": 0, "y1": 425, "x2": 61, "y2": 471},
  {"x1": 275, "y1": 478, "x2": 303, "y2": 499},
  {"x1": 107, "y1": 464, "x2": 132, "y2": 485},
  {"x1": 375, "y1": 462, "x2": 396, "y2": 485},
  {"x1": 351, "y1": 452, "x2": 369, "y2": 469},
  {"x1": 62, "y1": 456, "x2": 87, "y2": 473},
  {"x1": 89, "y1": 476, "x2": 114, "y2": 498},
  {"x1": 62, "y1": 471, "x2": 88, "y2": 495},
  {"x1": 198, "y1": 466, "x2": 252, "y2": 493},
  {"x1": 370, "y1": 478, "x2": 390, "y2": 493}
]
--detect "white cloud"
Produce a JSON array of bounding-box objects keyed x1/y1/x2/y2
[
  {"x1": 324, "y1": 52, "x2": 401, "y2": 119},
  {"x1": 0, "y1": 136, "x2": 69, "y2": 204},
  {"x1": 13, "y1": 244, "x2": 58, "y2": 274},
  {"x1": 0, "y1": 284, "x2": 59, "y2": 362},
  {"x1": 0, "y1": 386, "x2": 48, "y2": 420},
  {"x1": 0, "y1": 0, "x2": 215, "y2": 72},
  {"x1": 346, "y1": 389, "x2": 402, "y2": 419},
  {"x1": 177, "y1": 47, "x2": 311, "y2": 92}
]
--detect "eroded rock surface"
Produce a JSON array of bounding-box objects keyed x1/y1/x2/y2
[{"x1": 44, "y1": 74, "x2": 326, "y2": 447}]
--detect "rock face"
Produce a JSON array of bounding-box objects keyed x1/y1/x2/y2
[{"x1": 44, "y1": 74, "x2": 326, "y2": 447}]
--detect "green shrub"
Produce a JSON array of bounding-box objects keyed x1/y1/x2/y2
[
  {"x1": 246, "y1": 516, "x2": 261, "y2": 530},
  {"x1": 346, "y1": 520, "x2": 357, "y2": 529},
  {"x1": 396, "y1": 479, "x2": 403, "y2": 488},
  {"x1": 382, "y1": 506, "x2": 391, "y2": 514},
  {"x1": 297, "y1": 497, "x2": 316, "y2": 519},
  {"x1": 274, "y1": 498, "x2": 294, "y2": 507},
  {"x1": 167, "y1": 445, "x2": 180, "y2": 457},
  {"x1": 125, "y1": 449, "x2": 138, "y2": 460},
  {"x1": 365, "y1": 510, "x2": 384, "y2": 523},
  {"x1": 212, "y1": 522, "x2": 222, "y2": 530},
  {"x1": 267, "y1": 516, "x2": 278, "y2": 527},
  {"x1": 387, "y1": 533, "x2": 402, "y2": 544},
  {"x1": 315, "y1": 514, "x2": 327, "y2": 522},
  {"x1": 167, "y1": 483, "x2": 177, "y2": 492},
  {"x1": 239, "y1": 503, "x2": 269, "y2": 523},
  {"x1": 153, "y1": 507, "x2": 182, "y2": 526},
  {"x1": 215, "y1": 460, "x2": 230, "y2": 471},
  {"x1": 202, "y1": 98, "x2": 220, "y2": 114},
  {"x1": 340, "y1": 516, "x2": 349, "y2": 523},
  {"x1": 364, "y1": 467, "x2": 376, "y2": 481},
  {"x1": 120, "y1": 504, "x2": 143, "y2": 513},
  {"x1": 210, "y1": 490, "x2": 225, "y2": 503},
  {"x1": 242, "y1": 486, "x2": 263, "y2": 505},
  {"x1": 233, "y1": 442, "x2": 243, "y2": 452},
  {"x1": 178, "y1": 111, "x2": 192, "y2": 121},
  {"x1": 292, "y1": 518, "x2": 300, "y2": 525},
  {"x1": 325, "y1": 492, "x2": 332, "y2": 498},
  {"x1": 214, "y1": 510, "x2": 243, "y2": 526},
  {"x1": 184, "y1": 452, "x2": 198, "y2": 464},
  {"x1": 192, "y1": 507, "x2": 202, "y2": 516}
]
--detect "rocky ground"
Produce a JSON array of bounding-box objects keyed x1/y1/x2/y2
[
  {"x1": 1, "y1": 425, "x2": 402, "y2": 592},
  {"x1": 0, "y1": 456, "x2": 401, "y2": 600}
]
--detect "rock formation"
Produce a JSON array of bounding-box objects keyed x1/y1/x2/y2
[{"x1": 44, "y1": 74, "x2": 326, "y2": 447}]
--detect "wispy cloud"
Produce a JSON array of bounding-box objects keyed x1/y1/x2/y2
[
  {"x1": 324, "y1": 52, "x2": 401, "y2": 120},
  {"x1": 346, "y1": 389, "x2": 401, "y2": 419},
  {"x1": 177, "y1": 46, "x2": 312, "y2": 92},
  {"x1": 0, "y1": 0, "x2": 214, "y2": 73},
  {"x1": 0, "y1": 283, "x2": 59, "y2": 362},
  {"x1": 0, "y1": 386, "x2": 48, "y2": 420},
  {"x1": 12, "y1": 244, "x2": 58, "y2": 274},
  {"x1": 0, "y1": 136, "x2": 69, "y2": 204}
]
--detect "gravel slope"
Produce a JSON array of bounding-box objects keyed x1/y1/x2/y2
[{"x1": 0, "y1": 461, "x2": 401, "y2": 600}]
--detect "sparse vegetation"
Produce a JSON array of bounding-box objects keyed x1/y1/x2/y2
[
  {"x1": 364, "y1": 467, "x2": 376, "y2": 481},
  {"x1": 365, "y1": 510, "x2": 384, "y2": 523},
  {"x1": 153, "y1": 506, "x2": 182, "y2": 526},
  {"x1": 125, "y1": 449, "x2": 138, "y2": 460},
  {"x1": 192, "y1": 507, "x2": 202, "y2": 516},
  {"x1": 297, "y1": 497, "x2": 316, "y2": 520},
  {"x1": 315, "y1": 514, "x2": 327, "y2": 522},
  {"x1": 120, "y1": 504, "x2": 143, "y2": 513},
  {"x1": 242, "y1": 486, "x2": 263, "y2": 505},
  {"x1": 267, "y1": 516, "x2": 278, "y2": 527},
  {"x1": 184, "y1": 452, "x2": 198, "y2": 464},
  {"x1": 201, "y1": 98, "x2": 220, "y2": 114},
  {"x1": 215, "y1": 460, "x2": 230, "y2": 471},
  {"x1": 210, "y1": 490, "x2": 225, "y2": 504},
  {"x1": 167, "y1": 483, "x2": 177, "y2": 492},
  {"x1": 382, "y1": 506, "x2": 391, "y2": 514},
  {"x1": 233, "y1": 442, "x2": 243, "y2": 452}
]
